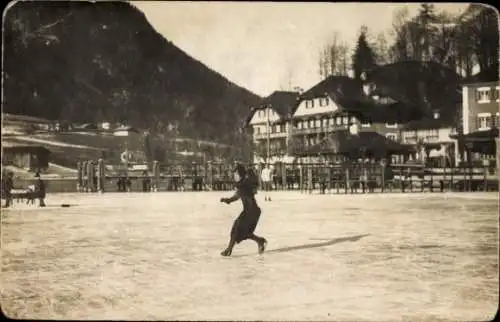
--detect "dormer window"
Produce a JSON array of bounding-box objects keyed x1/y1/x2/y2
[
  {"x1": 495, "y1": 87, "x2": 500, "y2": 102},
  {"x1": 319, "y1": 97, "x2": 329, "y2": 106},
  {"x1": 305, "y1": 100, "x2": 315, "y2": 109}
]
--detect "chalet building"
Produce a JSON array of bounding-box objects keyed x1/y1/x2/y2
[
  {"x1": 288, "y1": 76, "x2": 412, "y2": 163},
  {"x1": 247, "y1": 91, "x2": 300, "y2": 164},
  {"x1": 1, "y1": 141, "x2": 51, "y2": 171},
  {"x1": 451, "y1": 81, "x2": 500, "y2": 165}
]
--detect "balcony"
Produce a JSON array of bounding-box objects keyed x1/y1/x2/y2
[
  {"x1": 292, "y1": 124, "x2": 348, "y2": 135},
  {"x1": 403, "y1": 137, "x2": 418, "y2": 144},
  {"x1": 253, "y1": 131, "x2": 288, "y2": 140}
]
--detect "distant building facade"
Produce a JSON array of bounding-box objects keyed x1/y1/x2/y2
[
  {"x1": 2, "y1": 142, "x2": 51, "y2": 171},
  {"x1": 246, "y1": 76, "x2": 416, "y2": 164},
  {"x1": 461, "y1": 81, "x2": 499, "y2": 134},
  {"x1": 456, "y1": 81, "x2": 500, "y2": 165}
]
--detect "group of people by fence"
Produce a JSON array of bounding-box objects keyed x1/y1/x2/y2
[{"x1": 1, "y1": 170, "x2": 47, "y2": 208}]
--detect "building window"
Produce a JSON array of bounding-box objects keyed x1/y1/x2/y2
[
  {"x1": 386, "y1": 133, "x2": 397, "y2": 141},
  {"x1": 297, "y1": 121, "x2": 303, "y2": 129},
  {"x1": 495, "y1": 87, "x2": 500, "y2": 102},
  {"x1": 255, "y1": 127, "x2": 261, "y2": 134},
  {"x1": 476, "y1": 87, "x2": 491, "y2": 103},
  {"x1": 329, "y1": 117, "x2": 335, "y2": 125},
  {"x1": 315, "y1": 119, "x2": 321, "y2": 128},
  {"x1": 275, "y1": 124, "x2": 281, "y2": 133},
  {"x1": 477, "y1": 113, "x2": 491, "y2": 130},
  {"x1": 425, "y1": 129, "x2": 439, "y2": 142},
  {"x1": 309, "y1": 119, "x2": 314, "y2": 128},
  {"x1": 386, "y1": 122, "x2": 398, "y2": 128},
  {"x1": 350, "y1": 116, "x2": 357, "y2": 123},
  {"x1": 318, "y1": 97, "x2": 329, "y2": 106},
  {"x1": 336, "y1": 117, "x2": 342, "y2": 125},
  {"x1": 322, "y1": 118, "x2": 328, "y2": 128},
  {"x1": 342, "y1": 116, "x2": 349, "y2": 125}
]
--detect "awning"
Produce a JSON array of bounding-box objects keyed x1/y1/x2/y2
[{"x1": 449, "y1": 128, "x2": 499, "y2": 141}]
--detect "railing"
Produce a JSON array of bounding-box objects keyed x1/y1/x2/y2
[{"x1": 67, "y1": 160, "x2": 498, "y2": 194}]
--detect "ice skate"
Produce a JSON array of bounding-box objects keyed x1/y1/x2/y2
[{"x1": 258, "y1": 238, "x2": 267, "y2": 254}]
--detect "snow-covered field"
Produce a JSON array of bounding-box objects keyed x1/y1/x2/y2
[{"x1": 1, "y1": 191, "x2": 498, "y2": 321}]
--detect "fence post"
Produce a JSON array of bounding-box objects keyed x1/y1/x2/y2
[
  {"x1": 345, "y1": 164, "x2": 350, "y2": 194},
  {"x1": 483, "y1": 159, "x2": 489, "y2": 191},
  {"x1": 97, "y1": 158, "x2": 105, "y2": 193},
  {"x1": 281, "y1": 163, "x2": 287, "y2": 191},
  {"x1": 82, "y1": 160, "x2": 88, "y2": 192},
  {"x1": 87, "y1": 160, "x2": 95, "y2": 192},
  {"x1": 327, "y1": 164, "x2": 332, "y2": 192},
  {"x1": 307, "y1": 165, "x2": 314, "y2": 193},
  {"x1": 380, "y1": 160, "x2": 386, "y2": 193},
  {"x1": 76, "y1": 161, "x2": 82, "y2": 192},
  {"x1": 153, "y1": 160, "x2": 160, "y2": 192},
  {"x1": 299, "y1": 164, "x2": 304, "y2": 192}
]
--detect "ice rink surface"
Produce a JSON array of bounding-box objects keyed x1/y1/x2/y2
[{"x1": 1, "y1": 191, "x2": 498, "y2": 321}]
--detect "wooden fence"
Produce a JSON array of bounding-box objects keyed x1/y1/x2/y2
[{"x1": 75, "y1": 160, "x2": 498, "y2": 194}]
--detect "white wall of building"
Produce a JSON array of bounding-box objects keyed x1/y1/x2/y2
[{"x1": 293, "y1": 96, "x2": 340, "y2": 117}]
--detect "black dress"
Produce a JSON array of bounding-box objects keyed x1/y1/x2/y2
[{"x1": 230, "y1": 177, "x2": 262, "y2": 244}]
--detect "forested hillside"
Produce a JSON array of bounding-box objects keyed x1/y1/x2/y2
[{"x1": 3, "y1": 1, "x2": 261, "y2": 143}]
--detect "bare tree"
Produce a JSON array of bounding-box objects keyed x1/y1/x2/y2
[
  {"x1": 374, "y1": 32, "x2": 391, "y2": 64},
  {"x1": 318, "y1": 31, "x2": 350, "y2": 78}
]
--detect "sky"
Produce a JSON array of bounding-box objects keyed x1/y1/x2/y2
[{"x1": 131, "y1": 1, "x2": 469, "y2": 97}]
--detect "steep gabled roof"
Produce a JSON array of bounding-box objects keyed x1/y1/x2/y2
[
  {"x1": 260, "y1": 90, "x2": 300, "y2": 118},
  {"x1": 291, "y1": 75, "x2": 425, "y2": 122},
  {"x1": 245, "y1": 90, "x2": 299, "y2": 125},
  {"x1": 363, "y1": 61, "x2": 462, "y2": 119},
  {"x1": 295, "y1": 76, "x2": 365, "y2": 111}
]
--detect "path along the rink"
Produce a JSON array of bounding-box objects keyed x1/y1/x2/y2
[{"x1": 1, "y1": 191, "x2": 498, "y2": 321}]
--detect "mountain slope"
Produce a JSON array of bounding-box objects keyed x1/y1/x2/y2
[{"x1": 3, "y1": 1, "x2": 261, "y2": 143}]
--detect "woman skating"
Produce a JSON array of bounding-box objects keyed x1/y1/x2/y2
[{"x1": 220, "y1": 163, "x2": 267, "y2": 256}]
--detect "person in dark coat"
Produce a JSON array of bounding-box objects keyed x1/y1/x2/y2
[
  {"x1": 35, "y1": 173, "x2": 46, "y2": 207},
  {"x1": 220, "y1": 163, "x2": 267, "y2": 257},
  {"x1": 3, "y1": 172, "x2": 14, "y2": 208}
]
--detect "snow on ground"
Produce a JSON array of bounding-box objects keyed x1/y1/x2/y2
[
  {"x1": 10, "y1": 135, "x2": 100, "y2": 149},
  {"x1": 1, "y1": 191, "x2": 498, "y2": 321}
]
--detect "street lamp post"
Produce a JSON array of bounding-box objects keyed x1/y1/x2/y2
[{"x1": 266, "y1": 105, "x2": 271, "y2": 165}]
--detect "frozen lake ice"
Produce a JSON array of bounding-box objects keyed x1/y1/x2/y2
[{"x1": 1, "y1": 191, "x2": 498, "y2": 321}]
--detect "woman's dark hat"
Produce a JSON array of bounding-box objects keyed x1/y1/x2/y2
[{"x1": 233, "y1": 163, "x2": 247, "y2": 178}]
